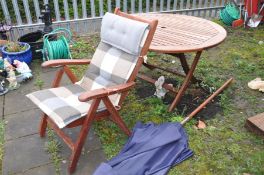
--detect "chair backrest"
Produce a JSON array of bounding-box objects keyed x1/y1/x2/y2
[{"x1": 78, "y1": 8, "x2": 158, "y2": 106}]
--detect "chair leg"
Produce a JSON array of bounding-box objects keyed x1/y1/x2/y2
[
  {"x1": 68, "y1": 129, "x2": 90, "y2": 174},
  {"x1": 39, "y1": 114, "x2": 48, "y2": 137},
  {"x1": 102, "y1": 97, "x2": 131, "y2": 136},
  {"x1": 68, "y1": 99, "x2": 101, "y2": 174}
]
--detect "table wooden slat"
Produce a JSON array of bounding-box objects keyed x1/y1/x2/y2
[{"x1": 137, "y1": 13, "x2": 227, "y2": 53}]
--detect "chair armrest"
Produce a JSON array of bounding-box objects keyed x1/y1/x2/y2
[
  {"x1": 42, "y1": 59, "x2": 91, "y2": 68},
  {"x1": 78, "y1": 82, "x2": 135, "y2": 102}
]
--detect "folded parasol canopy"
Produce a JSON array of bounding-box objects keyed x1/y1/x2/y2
[{"x1": 93, "y1": 122, "x2": 193, "y2": 175}]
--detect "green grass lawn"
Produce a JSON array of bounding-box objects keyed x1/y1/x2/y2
[{"x1": 70, "y1": 22, "x2": 264, "y2": 175}]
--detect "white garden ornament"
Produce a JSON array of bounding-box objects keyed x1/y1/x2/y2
[
  {"x1": 154, "y1": 76, "x2": 168, "y2": 99},
  {"x1": 13, "y1": 60, "x2": 33, "y2": 80}
]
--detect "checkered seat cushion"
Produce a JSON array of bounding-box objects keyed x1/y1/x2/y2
[
  {"x1": 27, "y1": 13, "x2": 149, "y2": 128},
  {"x1": 27, "y1": 42, "x2": 140, "y2": 128},
  {"x1": 27, "y1": 84, "x2": 90, "y2": 128}
]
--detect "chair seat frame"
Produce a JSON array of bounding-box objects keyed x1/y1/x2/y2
[{"x1": 38, "y1": 8, "x2": 158, "y2": 174}]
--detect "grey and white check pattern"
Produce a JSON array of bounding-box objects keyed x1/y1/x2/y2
[
  {"x1": 26, "y1": 42, "x2": 139, "y2": 128},
  {"x1": 27, "y1": 12, "x2": 150, "y2": 128}
]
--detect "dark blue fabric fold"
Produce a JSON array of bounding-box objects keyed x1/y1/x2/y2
[{"x1": 93, "y1": 122, "x2": 193, "y2": 175}]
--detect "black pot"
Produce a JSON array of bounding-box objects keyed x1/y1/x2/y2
[{"x1": 18, "y1": 30, "x2": 43, "y2": 60}]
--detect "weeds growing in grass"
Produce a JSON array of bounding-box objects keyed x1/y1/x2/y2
[
  {"x1": 34, "y1": 77, "x2": 44, "y2": 90},
  {"x1": 45, "y1": 129, "x2": 62, "y2": 175}
]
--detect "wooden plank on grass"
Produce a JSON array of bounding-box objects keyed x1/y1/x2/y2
[{"x1": 245, "y1": 113, "x2": 264, "y2": 139}]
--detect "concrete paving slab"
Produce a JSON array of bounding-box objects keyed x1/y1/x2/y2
[
  {"x1": 3, "y1": 134, "x2": 52, "y2": 175},
  {"x1": 4, "y1": 89, "x2": 37, "y2": 116},
  {"x1": 5, "y1": 108, "x2": 42, "y2": 141},
  {"x1": 38, "y1": 70, "x2": 71, "y2": 89},
  {"x1": 60, "y1": 149, "x2": 106, "y2": 175},
  {"x1": 50, "y1": 127, "x2": 106, "y2": 174},
  {"x1": 60, "y1": 127, "x2": 103, "y2": 153},
  {"x1": 15, "y1": 163, "x2": 56, "y2": 175}
]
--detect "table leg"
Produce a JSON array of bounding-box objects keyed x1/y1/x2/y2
[
  {"x1": 174, "y1": 53, "x2": 201, "y2": 84},
  {"x1": 169, "y1": 51, "x2": 202, "y2": 112},
  {"x1": 176, "y1": 53, "x2": 190, "y2": 75}
]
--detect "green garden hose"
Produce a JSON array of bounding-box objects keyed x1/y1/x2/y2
[
  {"x1": 42, "y1": 28, "x2": 72, "y2": 61},
  {"x1": 220, "y1": 3, "x2": 240, "y2": 26}
]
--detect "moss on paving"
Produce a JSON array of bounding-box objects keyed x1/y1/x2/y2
[
  {"x1": 45, "y1": 129, "x2": 63, "y2": 175},
  {"x1": 0, "y1": 121, "x2": 4, "y2": 174},
  {"x1": 70, "y1": 22, "x2": 264, "y2": 175}
]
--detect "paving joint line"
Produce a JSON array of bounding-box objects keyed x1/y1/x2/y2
[
  {"x1": 12, "y1": 162, "x2": 53, "y2": 175},
  {"x1": 87, "y1": 147, "x2": 104, "y2": 153},
  {"x1": 5, "y1": 132, "x2": 39, "y2": 142},
  {"x1": 4, "y1": 107, "x2": 39, "y2": 118},
  {"x1": 2, "y1": 94, "x2": 5, "y2": 120}
]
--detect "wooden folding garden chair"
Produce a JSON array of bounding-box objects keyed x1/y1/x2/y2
[{"x1": 26, "y1": 8, "x2": 158, "y2": 174}]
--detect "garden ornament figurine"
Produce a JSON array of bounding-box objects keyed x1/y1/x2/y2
[
  {"x1": 0, "y1": 58, "x2": 8, "y2": 79},
  {"x1": 154, "y1": 76, "x2": 168, "y2": 99},
  {"x1": 0, "y1": 79, "x2": 5, "y2": 91},
  {"x1": 3, "y1": 58, "x2": 12, "y2": 70},
  {"x1": 0, "y1": 69, "x2": 7, "y2": 78},
  {"x1": 0, "y1": 59, "x2": 8, "y2": 95},
  {"x1": 0, "y1": 59, "x2": 8, "y2": 94},
  {"x1": 13, "y1": 60, "x2": 33, "y2": 80},
  {"x1": 0, "y1": 78, "x2": 8, "y2": 95},
  {"x1": 6, "y1": 68, "x2": 20, "y2": 90},
  {"x1": 4, "y1": 58, "x2": 20, "y2": 90}
]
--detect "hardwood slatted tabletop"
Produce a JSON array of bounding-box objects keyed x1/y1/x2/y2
[{"x1": 137, "y1": 13, "x2": 227, "y2": 53}]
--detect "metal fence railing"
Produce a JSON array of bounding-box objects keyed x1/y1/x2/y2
[{"x1": 0, "y1": 0, "x2": 238, "y2": 40}]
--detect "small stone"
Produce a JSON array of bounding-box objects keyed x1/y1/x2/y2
[
  {"x1": 240, "y1": 111, "x2": 243, "y2": 114},
  {"x1": 258, "y1": 41, "x2": 263, "y2": 45},
  {"x1": 172, "y1": 60, "x2": 176, "y2": 64},
  {"x1": 62, "y1": 160, "x2": 67, "y2": 164},
  {"x1": 196, "y1": 120, "x2": 206, "y2": 129},
  {"x1": 4, "y1": 120, "x2": 8, "y2": 124}
]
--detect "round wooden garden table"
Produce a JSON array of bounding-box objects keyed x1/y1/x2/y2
[{"x1": 136, "y1": 13, "x2": 227, "y2": 112}]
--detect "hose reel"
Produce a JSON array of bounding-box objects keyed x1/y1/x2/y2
[{"x1": 42, "y1": 28, "x2": 72, "y2": 61}]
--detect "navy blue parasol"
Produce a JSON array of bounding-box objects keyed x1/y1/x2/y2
[{"x1": 93, "y1": 122, "x2": 193, "y2": 175}]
